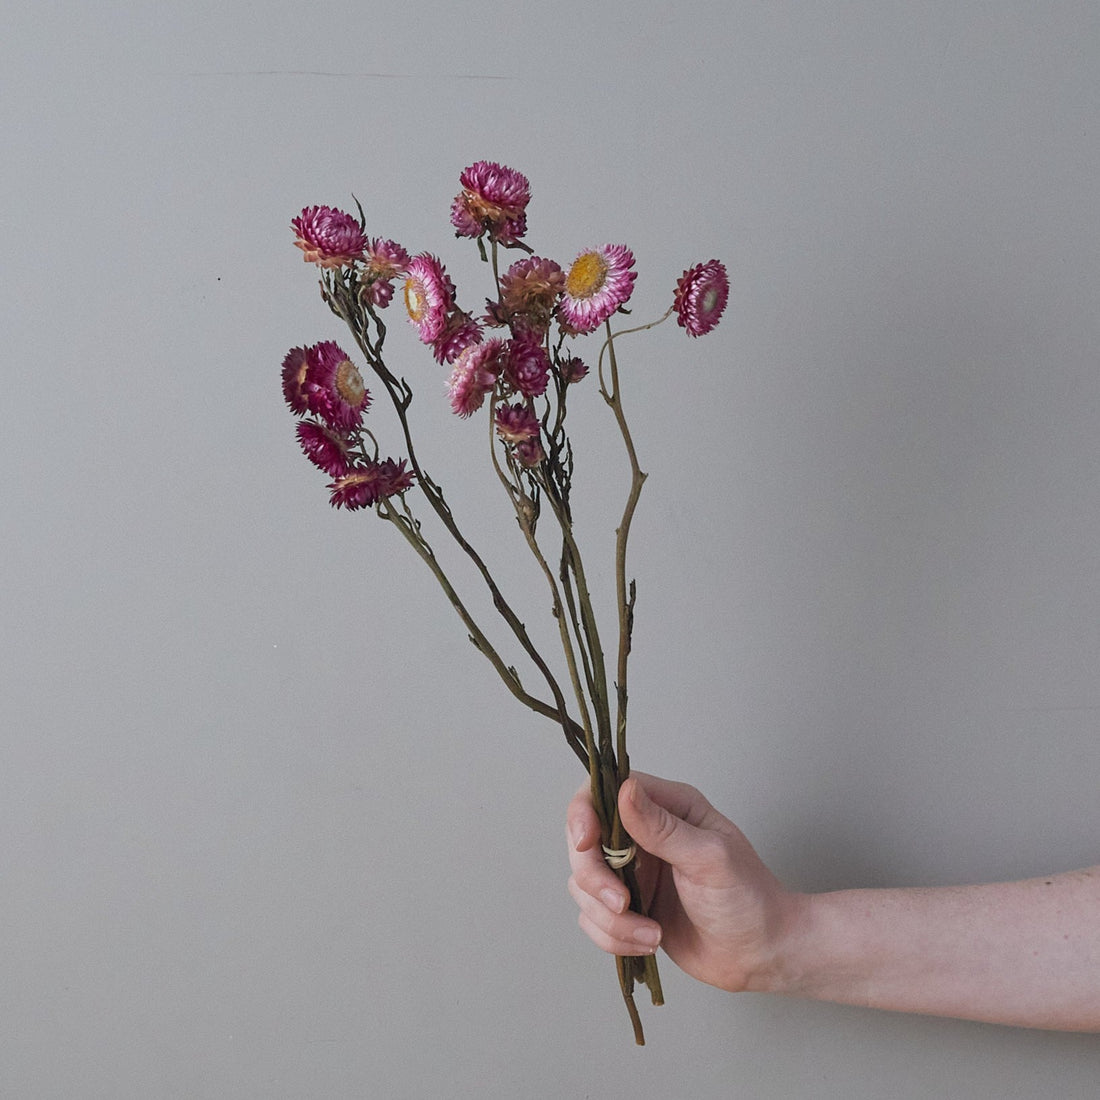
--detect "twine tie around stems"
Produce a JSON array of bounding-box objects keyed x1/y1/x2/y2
[{"x1": 602, "y1": 844, "x2": 636, "y2": 870}]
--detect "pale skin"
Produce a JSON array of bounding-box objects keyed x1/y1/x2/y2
[{"x1": 567, "y1": 773, "x2": 1100, "y2": 1031}]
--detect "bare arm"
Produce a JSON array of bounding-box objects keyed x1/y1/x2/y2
[
  {"x1": 567, "y1": 774, "x2": 1100, "y2": 1031},
  {"x1": 785, "y1": 869, "x2": 1100, "y2": 1029}
]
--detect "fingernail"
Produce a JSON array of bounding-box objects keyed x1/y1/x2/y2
[
  {"x1": 600, "y1": 888, "x2": 626, "y2": 914},
  {"x1": 633, "y1": 924, "x2": 661, "y2": 948}
]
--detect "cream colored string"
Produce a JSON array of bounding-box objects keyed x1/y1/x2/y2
[{"x1": 602, "y1": 843, "x2": 636, "y2": 870}]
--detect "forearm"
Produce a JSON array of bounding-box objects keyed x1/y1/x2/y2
[{"x1": 771, "y1": 866, "x2": 1100, "y2": 1031}]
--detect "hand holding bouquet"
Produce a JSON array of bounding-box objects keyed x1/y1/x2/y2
[{"x1": 281, "y1": 162, "x2": 728, "y2": 1043}]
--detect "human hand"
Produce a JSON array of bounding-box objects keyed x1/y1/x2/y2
[{"x1": 566, "y1": 772, "x2": 803, "y2": 994}]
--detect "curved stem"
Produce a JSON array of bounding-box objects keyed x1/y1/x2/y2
[{"x1": 379, "y1": 496, "x2": 589, "y2": 767}]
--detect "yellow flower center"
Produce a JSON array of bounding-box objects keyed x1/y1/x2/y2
[
  {"x1": 404, "y1": 278, "x2": 426, "y2": 322},
  {"x1": 565, "y1": 252, "x2": 608, "y2": 300},
  {"x1": 335, "y1": 359, "x2": 366, "y2": 406}
]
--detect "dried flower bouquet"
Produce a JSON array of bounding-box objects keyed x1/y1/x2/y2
[{"x1": 281, "y1": 162, "x2": 728, "y2": 1044}]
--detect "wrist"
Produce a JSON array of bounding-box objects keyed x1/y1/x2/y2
[{"x1": 742, "y1": 889, "x2": 819, "y2": 996}]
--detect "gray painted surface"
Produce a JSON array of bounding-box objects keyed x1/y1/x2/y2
[{"x1": 3, "y1": 2, "x2": 1099, "y2": 1095}]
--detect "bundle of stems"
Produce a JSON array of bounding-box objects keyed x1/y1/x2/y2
[{"x1": 318, "y1": 251, "x2": 663, "y2": 1043}]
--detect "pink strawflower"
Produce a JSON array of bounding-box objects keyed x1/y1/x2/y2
[
  {"x1": 494, "y1": 402, "x2": 541, "y2": 444},
  {"x1": 450, "y1": 161, "x2": 531, "y2": 244},
  {"x1": 504, "y1": 333, "x2": 550, "y2": 398},
  {"x1": 281, "y1": 346, "x2": 312, "y2": 414},
  {"x1": 558, "y1": 355, "x2": 589, "y2": 384},
  {"x1": 558, "y1": 245, "x2": 637, "y2": 334},
  {"x1": 674, "y1": 260, "x2": 729, "y2": 337},
  {"x1": 364, "y1": 238, "x2": 410, "y2": 280},
  {"x1": 500, "y1": 256, "x2": 564, "y2": 331},
  {"x1": 307, "y1": 340, "x2": 371, "y2": 430},
  {"x1": 514, "y1": 437, "x2": 545, "y2": 468},
  {"x1": 361, "y1": 239, "x2": 410, "y2": 311},
  {"x1": 328, "y1": 464, "x2": 387, "y2": 510},
  {"x1": 292, "y1": 205, "x2": 367, "y2": 269},
  {"x1": 362, "y1": 279, "x2": 395, "y2": 309},
  {"x1": 296, "y1": 420, "x2": 353, "y2": 477},
  {"x1": 377, "y1": 457, "x2": 415, "y2": 497},
  {"x1": 329, "y1": 458, "x2": 414, "y2": 510},
  {"x1": 447, "y1": 339, "x2": 504, "y2": 417},
  {"x1": 431, "y1": 309, "x2": 483, "y2": 364},
  {"x1": 403, "y1": 253, "x2": 453, "y2": 344}
]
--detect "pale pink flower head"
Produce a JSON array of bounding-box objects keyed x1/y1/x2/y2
[
  {"x1": 403, "y1": 253, "x2": 453, "y2": 344},
  {"x1": 494, "y1": 402, "x2": 541, "y2": 444},
  {"x1": 503, "y1": 332, "x2": 550, "y2": 398},
  {"x1": 558, "y1": 244, "x2": 637, "y2": 334},
  {"x1": 451, "y1": 161, "x2": 531, "y2": 245},
  {"x1": 447, "y1": 338, "x2": 504, "y2": 417},
  {"x1": 292, "y1": 205, "x2": 367, "y2": 268},
  {"x1": 674, "y1": 259, "x2": 729, "y2": 337},
  {"x1": 500, "y1": 256, "x2": 564, "y2": 331},
  {"x1": 296, "y1": 420, "x2": 353, "y2": 478},
  {"x1": 306, "y1": 340, "x2": 371, "y2": 430}
]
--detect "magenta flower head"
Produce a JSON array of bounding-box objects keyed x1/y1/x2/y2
[
  {"x1": 451, "y1": 161, "x2": 531, "y2": 245},
  {"x1": 361, "y1": 238, "x2": 411, "y2": 310},
  {"x1": 558, "y1": 355, "x2": 589, "y2": 384},
  {"x1": 514, "y1": 437, "x2": 545, "y2": 468},
  {"x1": 558, "y1": 245, "x2": 637, "y2": 334},
  {"x1": 447, "y1": 338, "x2": 504, "y2": 417},
  {"x1": 292, "y1": 205, "x2": 367, "y2": 269},
  {"x1": 328, "y1": 458, "x2": 414, "y2": 510},
  {"x1": 503, "y1": 332, "x2": 550, "y2": 398},
  {"x1": 431, "y1": 309, "x2": 483, "y2": 365},
  {"x1": 494, "y1": 402, "x2": 541, "y2": 444},
  {"x1": 376, "y1": 457, "x2": 415, "y2": 497},
  {"x1": 364, "y1": 238, "x2": 410, "y2": 280},
  {"x1": 296, "y1": 420, "x2": 353, "y2": 478},
  {"x1": 281, "y1": 346, "x2": 312, "y2": 415},
  {"x1": 403, "y1": 253, "x2": 453, "y2": 344},
  {"x1": 307, "y1": 340, "x2": 371, "y2": 430},
  {"x1": 674, "y1": 259, "x2": 729, "y2": 337}
]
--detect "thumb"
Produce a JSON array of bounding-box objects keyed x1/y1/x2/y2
[{"x1": 619, "y1": 775, "x2": 704, "y2": 868}]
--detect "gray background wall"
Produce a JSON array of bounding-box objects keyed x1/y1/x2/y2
[{"x1": 4, "y1": 2, "x2": 1100, "y2": 1096}]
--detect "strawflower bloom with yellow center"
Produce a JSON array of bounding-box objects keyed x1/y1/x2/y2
[
  {"x1": 306, "y1": 340, "x2": 371, "y2": 431},
  {"x1": 558, "y1": 244, "x2": 637, "y2": 334},
  {"x1": 673, "y1": 259, "x2": 730, "y2": 337},
  {"x1": 291, "y1": 205, "x2": 367, "y2": 269},
  {"x1": 403, "y1": 253, "x2": 453, "y2": 344}
]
